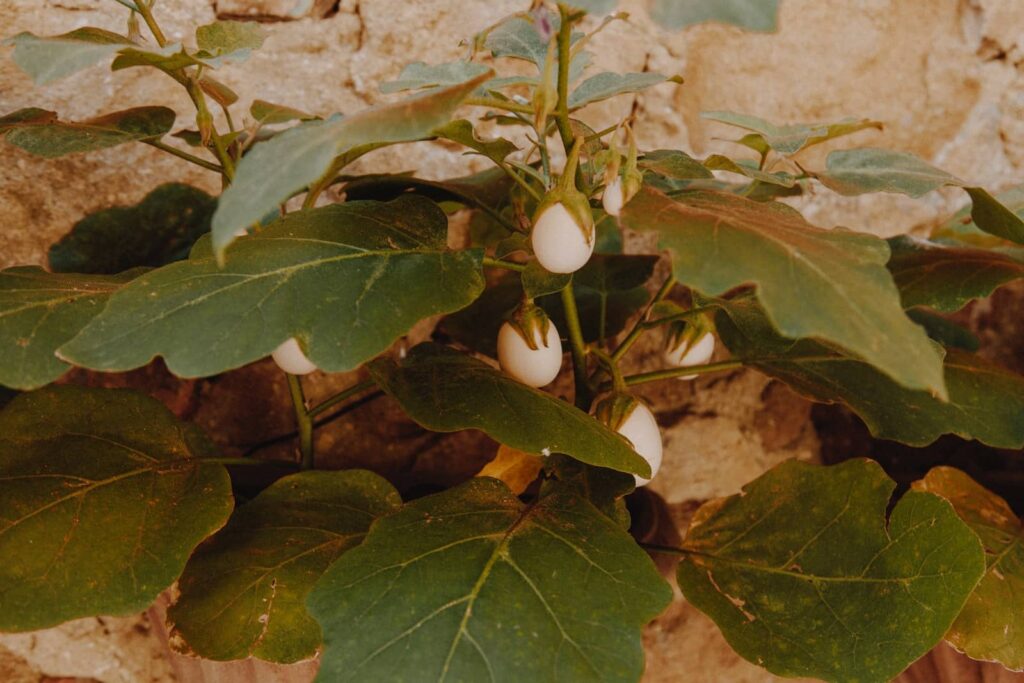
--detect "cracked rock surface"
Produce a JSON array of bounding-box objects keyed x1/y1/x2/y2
[{"x1": 1, "y1": 1, "x2": 1023, "y2": 681}]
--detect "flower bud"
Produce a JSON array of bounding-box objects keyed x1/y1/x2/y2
[
  {"x1": 272, "y1": 337, "x2": 317, "y2": 375},
  {"x1": 498, "y1": 303, "x2": 563, "y2": 387},
  {"x1": 595, "y1": 393, "x2": 663, "y2": 486}
]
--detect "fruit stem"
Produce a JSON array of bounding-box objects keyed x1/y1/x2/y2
[
  {"x1": 561, "y1": 284, "x2": 592, "y2": 408},
  {"x1": 307, "y1": 379, "x2": 376, "y2": 418},
  {"x1": 612, "y1": 275, "x2": 676, "y2": 363},
  {"x1": 482, "y1": 256, "x2": 527, "y2": 272},
  {"x1": 286, "y1": 373, "x2": 315, "y2": 470},
  {"x1": 619, "y1": 359, "x2": 743, "y2": 387},
  {"x1": 590, "y1": 348, "x2": 626, "y2": 392}
]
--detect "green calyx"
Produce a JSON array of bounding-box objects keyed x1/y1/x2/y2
[
  {"x1": 605, "y1": 123, "x2": 644, "y2": 205},
  {"x1": 533, "y1": 135, "x2": 595, "y2": 242},
  {"x1": 666, "y1": 310, "x2": 715, "y2": 353},
  {"x1": 508, "y1": 300, "x2": 554, "y2": 351},
  {"x1": 666, "y1": 311, "x2": 715, "y2": 354},
  {"x1": 593, "y1": 392, "x2": 641, "y2": 433}
]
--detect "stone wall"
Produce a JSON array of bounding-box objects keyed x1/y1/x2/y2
[{"x1": 1, "y1": 1, "x2": 1023, "y2": 681}]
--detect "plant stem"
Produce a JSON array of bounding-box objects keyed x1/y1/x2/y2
[
  {"x1": 195, "y1": 457, "x2": 298, "y2": 468},
  {"x1": 463, "y1": 96, "x2": 534, "y2": 115},
  {"x1": 641, "y1": 304, "x2": 717, "y2": 330},
  {"x1": 497, "y1": 162, "x2": 544, "y2": 203},
  {"x1": 143, "y1": 139, "x2": 223, "y2": 173},
  {"x1": 134, "y1": 0, "x2": 168, "y2": 47},
  {"x1": 621, "y1": 359, "x2": 743, "y2": 387},
  {"x1": 308, "y1": 379, "x2": 376, "y2": 418},
  {"x1": 555, "y1": 4, "x2": 576, "y2": 152},
  {"x1": 639, "y1": 542, "x2": 691, "y2": 557},
  {"x1": 561, "y1": 284, "x2": 591, "y2": 408},
  {"x1": 243, "y1": 389, "x2": 386, "y2": 457},
  {"x1": 286, "y1": 373, "x2": 315, "y2": 470},
  {"x1": 482, "y1": 256, "x2": 527, "y2": 272},
  {"x1": 590, "y1": 348, "x2": 626, "y2": 392},
  {"x1": 610, "y1": 275, "x2": 676, "y2": 364}
]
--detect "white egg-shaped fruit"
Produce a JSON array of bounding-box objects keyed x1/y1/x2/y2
[
  {"x1": 616, "y1": 402, "x2": 663, "y2": 486},
  {"x1": 602, "y1": 176, "x2": 625, "y2": 217},
  {"x1": 272, "y1": 337, "x2": 318, "y2": 375},
  {"x1": 531, "y1": 202, "x2": 594, "y2": 274},
  {"x1": 665, "y1": 332, "x2": 715, "y2": 381},
  {"x1": 497, "y1": 321, "x2": 563, "y2": 387}
]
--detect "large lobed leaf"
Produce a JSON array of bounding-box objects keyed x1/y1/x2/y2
[
  {"x1": 568, "y1": 72, "x2": 674, "y2": 110},
  {"x1": 0, "y1": 267, "x2": 134, "y2": 390},
  {"x1": 620, "y1": 187, "x2": 946, "y2": 396},
  {"x1": 369, "y1": 344, "x2": 651, "y2": 477},
  {"x1": 702, "y1": 111, "x2": 882, "y2": 156},
  {"x1": 814, "y1": 149, "x2": 1024, "y2": 245},
  {"x1": 886, "y1": 236, "x2": 1024, "y2": 312},
  {"x1": 210, "y1": 71, "x2": 492, "y2": 259},
  {"x1": 169, "y1": 470, "x2": 400, "y2": 663},
  {"x1": 308, "y1": 478, "x2": 671, "y2": 683},
  {"x1": 714, "y1": 297, "x2": 1024, "y2": 448},
  {"x1": 5, "y1": 28, "x2": 129, "y2": 84},
  {"x1": 678, "y1": 459, "x2": 985, "y2": 683},
  {"x1": 0, "y1": 106, "x2": 175, "y2": 157},
  {"x1": 913, "y1": 467, "x2": 1024, "y2": 671},
  {"x1": 60, "y1": 196, "x2": 484, "y2": 378},
  {"x1": 0, "y1": 386, "x2": 233, "y2": 632}
]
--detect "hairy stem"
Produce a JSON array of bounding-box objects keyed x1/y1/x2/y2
[
  {"x1": 561, "y1": 284, "x2": 592, "y2": 408},
  {"x1": 482, "y1": 256, "x2": 527, "y2": 272},
  {"x1": 286, "y1": 373, "x2": 315, "y2": 470},
  {"x1": 308, "y1": 379, "x2": 377, "y2": 418},
  {"x1": 621, "y1": 359, "x2": 743, "y2": 387},
  {"x1": 143, "y1": 139, "x2": 223, "y2": 173}
]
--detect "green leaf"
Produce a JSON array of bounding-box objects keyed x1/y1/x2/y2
[
  {"x1": 381, "y1": 61, "x2": 491, "y2": 94},
  {"x1": 49, "y1": 183, "x2": 216, "y2": 275},
  {"x1": 934, "y1": 184, "x2": 1024, "y2": 247},
  {"x1": 369, "y1": 344, "x2": 652, "y2": 477},
  {"x1": 568, "y1": 72, "x2": 672, "y2": 110},
  {"x1": 678, "y1": 458, "x2": 985, "y2": 683},
  {"x1": 0, "y1": 106, "x2": 175, "y2": 158},
  {"x1": 195, "y1": 20, "x2": 266, "y2": 62},
  {"x1": 887, "y1": 236, "x2": 1024, "y2": 312},
  {"x1": 906, "y1": 308, "x2": 980, "y2": 352},
  {"x1": 60, "y1": 197, "x2": 484, "y2": 378},
  {"x1": 483, "y1": 16, "x2": 552, "y2": 67},
  {"x1": 5, "y1": 28, "x2": 129, "y2": 84},
  {"x1": 964, "y1": 187, "x2": 1024, "y2": 245},
  {"x1": 714, "y1": 297, "x2": 1024, "y2": 448},
  {"x1": 913, "y1": 467, "x2": 1024, "y2": 671},
  {"x1": 169, "y1": 470, "x2": 400, "y2": 663},
  {"x1": 0, "y1": 386, "x2": 233, "y2": 632},
  {"x1": 0, "y1": 268, "x2": 133, "y2": 390},
  {"x1": 651, "y1": 0, "x2": 780, "y2": 31},
  {"x1": 111, "y1": 44, "x2": 209, "y2": 73},
  {"x1": 210, "y1": 71, "x2": 492, "y2": 260},
  {"x1": 815, "y1": 148, "x2": 963, "y2": 197},
  {"x1": 308, "y1": 478, "x2": 671, "y2": 682},
  {"x1": 522, "y1": 260, "x2": 571, "y2": 299},
  {"x1": 702, "y1": 111, "x2": 882, "y2": 156},
  {"x1": 620, "y1": 187, "x2": 947, "y2": 396},
  {"x1": 703, "y1": 154, "x2": 796, "y2": 187},
  {"x1": 433, "y1": 119, "x2": 518, "y2": 164},
  {"x1": 638, "y1": 149, "x2": 714, "y2": 180},
  {"x1": 249, "y1": 99, "x2": 316, "y2": 125},
  {"x1": 815, "y1": 149, "x2": 1024, "y2": 244}
]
